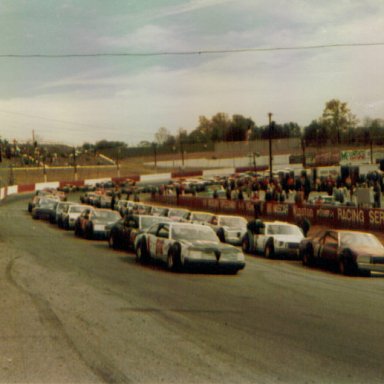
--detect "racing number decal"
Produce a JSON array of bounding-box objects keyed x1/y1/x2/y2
[{"x1": 156, "y1": 239, "x2": 165, "y2": 257}]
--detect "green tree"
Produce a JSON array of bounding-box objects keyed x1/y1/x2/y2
[
  {"x1": 303, "y1": 120, "x2": 328, "y2": 145},
  {"x1": 225, "y1": 115, "x2": 255, "y2": 141},
  {"x1": 155, "y1": 127, "x2": 171, "y2": 145},
  {"x1": 321, "y1": 99, "x2": 358, "y2": 144}
]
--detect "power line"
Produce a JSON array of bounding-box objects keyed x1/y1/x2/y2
[{"x1": 0, "y1": 42, "x2": 383, "y2": 58}]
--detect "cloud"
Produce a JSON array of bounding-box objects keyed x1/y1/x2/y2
[{"x1": 152, "y1": 0, "x2": 235, "y2": 20}]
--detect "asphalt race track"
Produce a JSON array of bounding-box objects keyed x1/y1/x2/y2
[{"x1": 1, "y1": 195, "x2": 384, "y2": 383}]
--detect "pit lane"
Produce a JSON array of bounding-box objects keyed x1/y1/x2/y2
[{"x1": 1, "y1": 194, "x2": 384, "y2": 383}]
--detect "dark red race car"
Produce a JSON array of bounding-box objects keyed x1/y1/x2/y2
[{"x1": 299, "y1": 229, "x2": 384, "y2": 276}]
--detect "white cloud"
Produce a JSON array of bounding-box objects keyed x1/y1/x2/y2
[{"x1": 152, "y1": 0, "x2": 235, "y2": 19}]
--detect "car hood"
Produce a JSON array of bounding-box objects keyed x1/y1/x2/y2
[
  {"x1": 349, "y1": 246, "x2": 384, "y2": 257},
  {"x1": 181, "y1": 240, "x2": 237, "y2": 251},
  {"x1": 271, "y1": 234, "x2": 304, "y2": 243},
  {"x1": 223, "y1": 226, "x2": 247, "y2": 232},
  {"x1": 93, "y1": 218, "x2": 119, "y2": 225}
]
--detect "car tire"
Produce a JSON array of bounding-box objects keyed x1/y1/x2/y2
[
  {"x1": 217, "y1": 228, "x2": 225, "y2": 243},
  {"x1": 264, "y1": 242, "x2": 274, "y2": 259},
  {"x1": 338, "y1": 257, "x2": 357, "y2": 276},
  {"x1": 136, "y1": 241, "x2": 148, "y2": 264},
  {"x1": 74, "y1": 222, "x2": 82, "y2": 237},
  {"x1": 167, "y1": 246, "x2": 181, "y2": 271},
  {"x1": 302, "y1": 248, "x2": 314, "y2": 267},
  {"x1": 109, "y1": 233, "x2": 117, "y2": 249},
  {"x1": 242, "y1": 235, "x2": 250, "y2": 253},
  {"x1": 85, "y1": 224, "x2": 94, "y2": 240}
]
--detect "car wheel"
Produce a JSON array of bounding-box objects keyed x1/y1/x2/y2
[
  {"x1": 302, "y1": 248, "x2": 314, "y2": 267},
  {"x1": 109, "y1": 233, "x2": 117, "y2": 249},
  {"x1": 136, "y1": 242, "x2": 148, "y2": 264},
  {"x1": 85, "y1": 224, "x2": 94, "y2": 239},
  {"x1": 166, "y1": 252, "x2": 175, "y2": 270},
  {"x1": 264, "y1": 242, "x2": 274, "y2": 259},
  {"x1": 242, "y1": 235, "x2": 250, "y2": 253},
  {"x1": 217, "y1": 228, "x2": 225, "y2": 243},
  {"x1": 338, "y1": 257, "x2": 357, "y2": 276},
  {"x1": 74, "y1": 223, "x2": 81, "y2": 236},
  {"x1": 167, "y1": 246, "x2": 181, "y2": 271}
]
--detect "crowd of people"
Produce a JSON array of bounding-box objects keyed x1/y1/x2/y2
[{"x1": 154, "y1": 168, "x2": 384, "y2": 208}]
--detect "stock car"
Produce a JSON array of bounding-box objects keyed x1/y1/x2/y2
[
  {"x1": 242, "y1": 220, "x2": 304, "y2": 258},
  {"x1": 189, "y1": 211, "x2": 215, "y2": 224},
  {"x1": 150, "y1": 206, "x2": 169, "y2": 216},
  {"x1": 31, "y1": 198, "x2": 59, "y2": 221},
  {"x1": 134, "y1": 222, "x2": 245, "y2": 273},
  {"x1": 108, "y1": 214, "x2": 171, "y2": 250},
  {"x1": 166, "y1": 207, "x2": 191, "y2": 222},
  {"x1": 299, "y1": 229, "x2": 384, "y2": 276},
  {"x1": 53, "y1": 201, "x2": 75, "y2": 225},
  {"x1": 61, "y1": 204, "x2": 91, "y2": 230},
  {"x1": 27, "y1": 189, "x2": 64, "y2": 212},
  {"x1": 74, "y1": 207, "x2": 121, "y2": 239},
  {"x1": 207, "y1": 214, "x2": 248, "y2": 245}
]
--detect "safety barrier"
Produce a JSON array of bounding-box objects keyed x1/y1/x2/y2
[{"x1": 150, "y1": 195, "x2": 384, "y2": 231}]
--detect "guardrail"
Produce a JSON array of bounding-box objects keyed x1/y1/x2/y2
[{"x1": 150, "y1": 195, "x2": 384, "y2": 231}]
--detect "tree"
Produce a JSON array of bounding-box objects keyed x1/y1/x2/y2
[
  {"x1": 321, "y1": 99, "x2": 358, "y2": 144},
  {"x1": 155, "y1": 127, "x2": 171, "y2": 145},
  {"x1": 225, "y1": 115, "x2": 255, "y2": 141},
  {"x1": 303, "y1": 120, "x2": 327, "y2": 145},
  {"x1": 210, "y1": 113, "x2": 231, "y2": 142},
  {"x1": 138, "y1": 140, "x2": 152, "y2": 148}
]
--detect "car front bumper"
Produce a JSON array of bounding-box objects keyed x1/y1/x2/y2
[
  {"x1": 183, "y1": 257, "x2": 245, "y2": 270},
  {"x1": 357, "y1": 262, "x2": 384, "y2": 273}
]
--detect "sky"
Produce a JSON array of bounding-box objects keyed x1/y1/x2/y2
[{"x1": 0, "y1": 0, "x2": 383, "y2": 146}]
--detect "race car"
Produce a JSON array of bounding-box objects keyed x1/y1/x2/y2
[
  {"x1": 206, "y1": 214, "x2": 247, "y2": 245},
  {"x1": 31, "y1": 198, "x2": 59, "y2": 221},
  {"x1": 74, "y1": 207, "x2": 121, "y2": 239},
  {"x1": 108, "y1": 214, "x2": 171, "y2": 250},
  {"x1": 299, "y1": 229, "x2": 384, "y2": 276},
  {"x1": 242, "y1": 220, "x2": 304, "y2": 259},
  {"x1": 134, "y1": 222, "x2": 246, "y2": 273},
  {"x1": 61, "y1": 204, "x2": 91, "y2": 230}
]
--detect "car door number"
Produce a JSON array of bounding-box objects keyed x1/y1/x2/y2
[{"x1": 156, "y1": 239, "x2": 164, "y2": 257}]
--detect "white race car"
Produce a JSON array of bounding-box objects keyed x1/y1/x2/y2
[
  {"x1": 242, "y1": 220, "x2": 304, "y2": 258},
  {"x1": 207, "y1": 214, "x2": 248, "y2": 246},
  {"x1": 134, "y1": 222, "x2": 246, "y2": 273}
]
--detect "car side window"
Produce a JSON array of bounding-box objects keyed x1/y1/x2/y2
[
  {"x1": 147, "y1": 224, "x2": 159, "y2": 236},
  {"x1": 324, "y1": 234, "x2": 338, "y2": 246},
  {"x1": 157, "y1": 225, "x2": 169, "y2": 239}
]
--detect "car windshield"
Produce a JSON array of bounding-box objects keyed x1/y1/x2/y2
[
  {"x1": 38, "y1": 199, "x2": 56, "y2": 208},
  {"x1": 70, "y1": 206, "x2": 86, "y2": 213},
  {"x1": 340, "y1": 232, "x2": 384, "y2": 248},
  {"x1": 94, "y1": 211, "x2": 120, "y2": 220},
  {"x1": 193, "y1": 212, "x2": 213, "y2": 222},
  {"x1": 267, "y1": 224, "x2": 303, "y2": 236},
  {"x1": 152, "y1": 207, "x2": 168, "y2": 215},
  {"x1": 140, "y1": 216, "x2": 168, "y2": 229},
  {"x1": 172, "y1": 225, "x2": 218, "y2": 242},
  {"x1": 169, "y1": 209, "x2": 189, "y2": 218},
  {"x1": 219, "y1": 216, "x2": 246, "y2": 228}
]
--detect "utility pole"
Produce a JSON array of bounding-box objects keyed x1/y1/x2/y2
[
  {"x1": 116, "y1": 147, "x2": 121, "y2": 177},
  {"x1": 268, "y1": 112, "x2": 273, "y2": 181},
  {"x1": 301, "y1": 138, "x2": 306, "y2": 168},
  {"x1": 180, "y1": 140, "x2": 185, "y2": 169},
  {"x1": 73, "y1": 147, "x2": 78, "y2": 181},
  {"x1": 153, "y1": 143, "x2": 157, "y2": 171}
]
